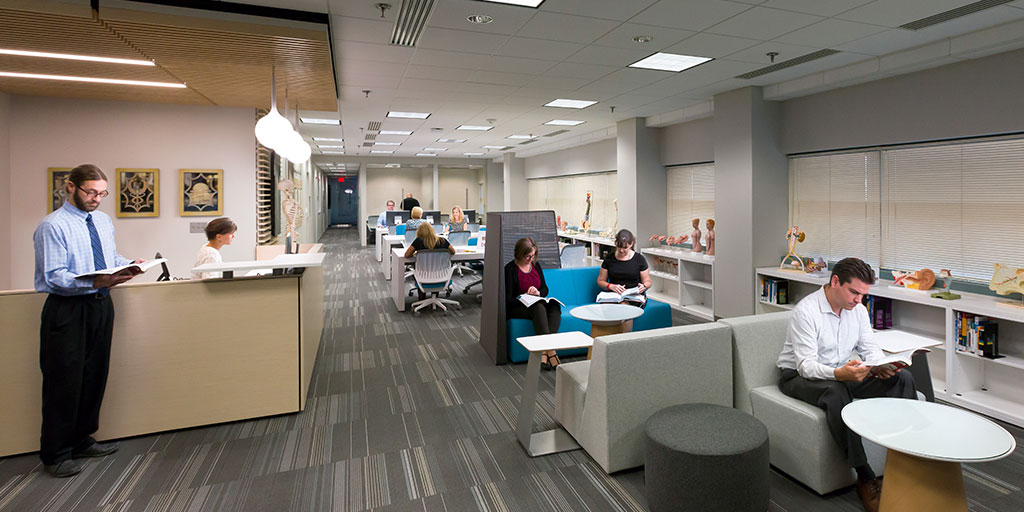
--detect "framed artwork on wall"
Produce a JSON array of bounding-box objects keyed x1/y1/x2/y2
[
  {"x1": 47, "y1": 167, "x2": 72, "y2": 213},
  {"x1": 180, "y1": 169, "x2": 223, "y2": 216},
  {"x1": 115, "y1": 168, "x2": 160, "y2": 218}
]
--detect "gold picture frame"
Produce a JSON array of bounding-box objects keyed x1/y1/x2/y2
[
  {"x1": 47, "y1": 167, "x2": 72, "y2": 213},
  {"x1": 115, "y1": 168, "x2": 160, "y2": 218},
  {"x1": 180, "y1": 169, "x2": 223, "y2": 216}
]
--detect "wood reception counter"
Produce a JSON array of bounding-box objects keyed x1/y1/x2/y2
[{"x1": 0, "y1": 259, "x2": 323, "y2": 458}]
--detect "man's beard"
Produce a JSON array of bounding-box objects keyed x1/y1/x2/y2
[{"x1": 71, "y1": 190, "x2": 99, "y2": 212}]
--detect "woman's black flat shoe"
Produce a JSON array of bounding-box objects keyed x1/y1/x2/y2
[
  {"x1": 540, "y1": 354, "x2": 553, "y2": 371},
  {"x1": 549, "y1": 354, "x2": 561, "y2": 369}
]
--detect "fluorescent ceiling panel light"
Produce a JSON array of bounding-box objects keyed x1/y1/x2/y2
[
  {"x1": 507, "y1": 134, "x2": 535, "y2": 140},
  {"x1": 479, "y1": 0, "x2": 545, "y2": 7},
  {"x1": 423, "y1": 147, "x2": 447, "y2": 151},
  {"x1": 374, "y1": 142, "x2": 401, "y2": 146},
  {"x1": 544, "y1": 98, "x2": 597, "y2": 109},
  {"x1": 385, "y1": 163, "x2": 401, "y2": 168},
  {"x1": 317, "y1": 145, "x2": 344, "y2": 148},
  {"x1": 379, "y1": 130, "x2": 413, "y2": 135},
  {"x1": 321, "y1": 151, "x2": 345, "y2": 154},
  {"x1": 416, "y1": 153, "x2": 437, "y2": 157},
  {"x1": 457, "y1": 125, "x2": 493, "y2": 131},
  {"x1": 481, "y1": 145, "x2": 506, "y2": 149},
  {"x1": 0, "y1": 71, "x2": 184, "y2": 88},
  {"x1": 544, "y1": 119, "x2": 585, "y2": 126},
  {"x1": 0, "y1": 48, "x2": 154, "y2": 66},
  {"x1": 628, "y1": 52, "x2": 712, "y2": 72},
  {"x1": 387, "y1": 111, "x2": 431, "y2": 119},
  {"x1": 312, "y1": 137, "x2": 344, "y2": 142},
  {"x1": 370, "y1": 150, "x2": 394, "y2": 154},
  {"x1": 436, "y1": 138, "x2": 466, "y2": 143},
  {"x1": 464, "y1": 152, "x2": 486, "y2": 156},
  {"x1": 300, "y1": 118, "x2": 341, "y2": 125}
]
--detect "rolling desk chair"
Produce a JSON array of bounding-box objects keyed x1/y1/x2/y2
[
  {"x1": 560, "y1": 244, "x2": 588, "y2": 268},
  {"x1": 410, "y1": 250, "x2": 460, "y2": 315}
]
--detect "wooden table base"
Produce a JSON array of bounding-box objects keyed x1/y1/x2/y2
[
  {"x1": 880, "y1": 449, "x2": 967, "y2": 512},
  {"x1": 587, "y1": 324, "x2": 624, "y2": 359}
]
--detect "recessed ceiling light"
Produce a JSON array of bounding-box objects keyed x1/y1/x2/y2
[
  {"x1": 416, "y1": 153, "x2": 438, "y2": 157},
  {"x1": 317, "y1": 145, "x2": 344, "y2": 148},
  {"x1": 371, "y1": 150, "x2": 394, "y2": 154},
  {"x1": 387, "y1": 111, "x2": 431, "y2": 119},
  {"x1": 479, "y1": 0, "x2": 544, "y2": 7},
  {"x1": 379, "y1": 130, "x2": 413, "y2": 135},
  {"x1": 506, "y1": 134, "x2": 535, "y2": 140},
  {"x1": 0, "y1": 71, "x2": 185, "y2": 88},
  {"x1": 629, "y1": 52, "x2": 713, "y2": 72},
  {"x1": 385, "y1": 163, "x2": 401, "y2": 168},
  {"x1": 467, "y1": 14, "x2": 493, "y2": 24},
  {"x1": 423, "y1": 147, "x2": 447, "y2": 151},
  {"x1": 321, "y1": 151, "x2": 345, "y2": 155},
  {"x1": 464, "y1": 152, "x2": 486, "y2": 156},
  {"x1": 481, "y1": 145, "x2": 506, "y2": 149},
  {"x1": 632, "y1": 35, "x2": 654, "y2": 43},
  {"x1": 457, "y1": 125, "x2": 493, "y2": 131},
  {"x1": 544, "y1": 98, "x2": 597, "y2": 109},
  {"x1": 312, "y1": 137, "x2": 344, "y2": 142},
  {"x1": 300, "y1": 118, "x2": 341, "y2": 125},
  {"x1": 436, "y1": 138, "x2": 466, "y2": 143},
  {"x1": 544, "y1": 119, "x2": 585, "y2": 126},
  {"x1": 0, "y1": 48, "x2": 155, "y2": 66},
  {"x1": 374, "y1": 142, "x2": 401, "y2": 146}
]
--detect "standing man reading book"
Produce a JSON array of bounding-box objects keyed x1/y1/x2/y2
[
  {"x1": 776, "y1": 257, "x2": 917, "y2": 512},
  {"x1": 33, "y1": 164, "x2": 144, "y2": 478}
]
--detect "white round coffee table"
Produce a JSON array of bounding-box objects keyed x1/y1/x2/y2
[
  {"x1": 842, "y1": 398, "x2": 1015, "y2": 512},
  {"x1": 570, "y1": 303, "x2": 644, "y2": 338}
]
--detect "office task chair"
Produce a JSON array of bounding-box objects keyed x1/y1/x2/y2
[
  {"x1": 155, "y1": 252, "x2": 170, "y2": 281},
  {"x1": 410, "y1": 250, "x2": 460, "y2": 315},
  {"x1": 560, "y1": 244, "x2": 588, "y2": 268},
  {"x1": 446, "y1": 230, "x2": 474, "y2": 276},
  {"x1": 404, "y1": 228, "x2": 417, "y2": 247},
  {"x1": 433, "y1": 223, "x2": 444, "y2": 234},
  {"x1": 468, "y1": 223, "x2": 480, "y2": 233}
]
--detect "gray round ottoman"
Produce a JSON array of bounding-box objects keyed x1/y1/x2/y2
[{"x1": 644, "y1": 403, "x2": 769, "y2": 512}]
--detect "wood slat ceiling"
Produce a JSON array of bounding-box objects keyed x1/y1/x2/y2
[{"x1": 0, "y1": 2, "x2": 336, "y2": 110}]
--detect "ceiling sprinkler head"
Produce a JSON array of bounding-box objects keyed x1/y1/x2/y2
[
  {"x1": 632, "y1": 35, "x2": 653, "y2": 43},
  {"x1": 767, "y1": 51, "x2": 779, "y2": 63},
  {"x1": 374, "y1": 3, "x2": 392, "y2": 18},
  {"x1": 610, "y1": 106, "x2": 616, "y2": 113},
  {"x1": 487, "y1": 118, "x2": 496, "y2": 124},
  {"x1": 362, "y1": 89, "x2": 371, "y2": 98}
]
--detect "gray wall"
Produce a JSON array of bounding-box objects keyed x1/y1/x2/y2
[
  {"x1": 659, "y1": 116, "x2": 715, "y2": 166},
  {"x1": 0, "y1": 92, "x2": 9, "y2": 290},
  {"x1": 523, "y1": 138, "x2": 616, "y2": 179},
  {"x1": 781, "y1": 48, "x2": 1024, "y2": 155},
  {"x1": 486, "y1": 161, "x2": 503, "y2": 213}
]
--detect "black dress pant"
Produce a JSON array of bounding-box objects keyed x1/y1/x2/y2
[
  {"x1": 39, "y1": 292, "x2": 115, "y2": 465},
  {"x1": 509, "y1": 301, "x2": 561, "y2": 336},
  {"x1": 779, "y1": 368, "x2": 916, "y2": 468}
]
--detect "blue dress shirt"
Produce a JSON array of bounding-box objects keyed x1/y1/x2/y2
[{"x1": 34, "y1": 202, "x2": 132, "y2": 295}]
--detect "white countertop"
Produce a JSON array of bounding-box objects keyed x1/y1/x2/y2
[
  {"x1": 842, "y1": 398, "x2": 1015, "y2": 463},
  {"x1": 192, "y1": 252, "x2": 326, "y2": 273},
  {"x1": 516, "y1": 331, "x2": 593, "y2": 352},
  {"x1": 570, "y1": 303, "x2": 644, "y2": 325}
]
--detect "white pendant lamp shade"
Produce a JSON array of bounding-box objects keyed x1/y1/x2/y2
[
  {"x1": 255, "y1": 107, "x2": 293, "y2": 150},
  {"x1": 281, "y1": 129, "x2": 311, "y2": 164}
]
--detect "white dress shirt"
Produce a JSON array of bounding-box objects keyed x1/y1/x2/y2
[
  {"x1": 777, "y1": 286, "x2": 883, "y2": 380},
  {"x1": 191, "y1": 245, "x2": 222, "y2": 280}
]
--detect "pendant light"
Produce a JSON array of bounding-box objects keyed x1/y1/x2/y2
[{"x1": 254, "y1": 68, "x2": 293, "y2": 151}]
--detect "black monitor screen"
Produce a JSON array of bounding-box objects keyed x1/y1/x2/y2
[
  {"x1": 385, "y1": 210, "x2": 410, "y2": 225},
  {"x1": 462, "y1": 209, "x2": 477, "y2": 224},
  {"x1": 421, "y1": 210, "x2": 441, "y2": 224}
]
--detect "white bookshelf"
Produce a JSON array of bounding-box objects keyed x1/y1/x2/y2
[
  {"x1": 558, "y1": 231, "x2": 617, "y2": 266},
  {"x1": 641, "y1": 247, "x2": 715, "y2": 321},
  {"x1": 754, "y1": 266, "x2": 1024, "y2": 428}
]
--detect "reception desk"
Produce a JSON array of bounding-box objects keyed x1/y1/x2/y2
[{"x1": 0, "y1": 254, "x2": 324, "y2": 458}]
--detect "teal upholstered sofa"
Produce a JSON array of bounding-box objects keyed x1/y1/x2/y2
[{"x1": 506, "y1": 266, "x2": 673, "y2": 363}]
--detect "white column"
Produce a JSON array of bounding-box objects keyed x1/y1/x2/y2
[
  {"x1": 616, "y1": 117, "x2": 665, "y2": 242},
  {"x1": 502, "y1": 153, "x2": 527, "y2": 210},
  {"x1": 486, "y1": 161, "x2": 504, "y2": 214},
  {"x1": 358, "y1": 163, "x2": 368, "y2": 246},
  {"x1": 432, "y1": 163, "x2": 439, "y2": 210}
]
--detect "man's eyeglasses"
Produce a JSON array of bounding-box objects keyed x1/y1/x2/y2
[{"x1": 75, "y1": 183, "x2": 109, "y2": 198}]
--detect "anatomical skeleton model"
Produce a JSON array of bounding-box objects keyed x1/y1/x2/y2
[
  {"x1": 278, "y1": 178, "x2": 305, "y2": 248},
  {"x1": 780, "y1": 226, "x2": 806, "y2": 271},
  {"x1": 989, "y1": 263, "x2": 1024, "y2": 306},
  {"x1": 690, "y1": 218, "x2": 703, "y2": 254},
  {"x1": 891, "y1": 268, "x2": 936, "y2": 290},
  {"x1": 580, "y1": 191, "x2": 593, "y2": 232}
]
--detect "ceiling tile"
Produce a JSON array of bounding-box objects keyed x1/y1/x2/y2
[
  {"x1": 398, "y1": 78, "x2": 462, "y2": 92},
  {"x1": 337, "y1": 41, "x2": 413, "y2": 64},
  {"x1": 739, "y1": 51, "x2": 868, "y2": 85},
  {"x1": 591, "y1": 23, "x2": 696, "y2": 50},
  {"x1": 416, "y1": 27, "x2": 509, "y2": 52},
  {"x1": 725, "y1": 40, "x2": 820, "y2": 64},
  {"x1": 834, "y1": 28, "x2": 938, "y2": 56},
  {"x1": 497, "y1": 37, "x2": 584, "y2": 60},
  {"x1": 664, "y1": 32, "x2": 761, "y2": 58},
  {"x1": 338, "y1": 59, "x2": 408, "y2": 78},
  {"x1": 707, "y1": 6, "x2": 822, "y2": 40},
  {"x1": 565, "y1": 44, "x2": 653, "y2": 66},
  {"x1": 339, "y1": 73, "x2": 402, "y2": 88},
  {"x1": 575, "y1": 77, "x2": 647, "y2": 95},
  {"x1": 469, "y1": 70, "x2": 538, "y2": 86},
  {"x1": 526, "y1": 75, "x2": 593, "y2": 90},
  {"x1": 630, "y1": 59, "x2": 755, "y2": 95},
  {"x1": 326, "y1": 0, "x2": 392, "y2": 20},
  {"x1": 605, "y1": 94, "x2": 664, "y2": 108},
  {"x1": 410, "y1": 48, "x2": 493, "y2": 69},
  {"x1": 760, "y1": 0, "x2": 873, "y2": 17},
  {"x1": 427, "y1": 0, "x2": 536, "y2": 34},
  {"x1": 544, "y1": 61, "x2": 620, "y2": 80},
  {"x1": 774, "y1": 19, "x2": 887, "y2": 48},
  {"x1": 514, "y1": 12, "x2": 620, "y2": 44},
  {"x1": 474, "y1": 55, "x2": 557, "y2": 74},
  {"x1": 234, "y1": 0, "x2": 328, "y2": 12},
  {"x1": 405, "y1": 64, "x2": 476, "y2": 81},
  {"x1": 836, "y1": 1, "x2": 979, "y2": 28},
  {"x1": 630, "y1": 1, "x2": 752, "y2": 32},
  {"x1": 332, "y1": 15, "x2": 393, "y2": 44},
  {"x1": 458, "y1": 82, "x2": 519, "y2": 96},
  {"x1": 541, "y1": 0, "x2": 658, "y2": 20}
]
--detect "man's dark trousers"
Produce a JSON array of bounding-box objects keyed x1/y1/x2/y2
[
  {"x1": 39, "y1": 292, "x2": 114, "y2": 465},
  {"x1": 779, "y1": 369, "x2": 916, "y2": 467}
]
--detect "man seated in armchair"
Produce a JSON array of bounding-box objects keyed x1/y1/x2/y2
[{"x1": 776, "y1": 257, "x2": 917, "y2": 512}]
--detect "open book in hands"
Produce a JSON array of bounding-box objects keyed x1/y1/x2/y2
[
  {"x1": 863, "y1": 347, "x2": 931, "y2": 372},
  {"x1": 518, "y1": 294, "x2": 565, "y2": 308},
  {"x1": 596, "y1": 286, "x2": 646, "y2": 304},
  {"x1": 74, "y1": 258, "x2": 167, "y2": 278}
]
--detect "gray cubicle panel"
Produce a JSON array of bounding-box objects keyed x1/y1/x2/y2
[{"x1": 478, "y1": 210, "x2": 560, "y2": 364}]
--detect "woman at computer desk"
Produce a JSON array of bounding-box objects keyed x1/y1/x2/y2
[
  {"x1": 505, "y1": 238, "x2": 561, "y2": 370},
  {"x1": 405, "y1": 206, "x2": 426, "y2": 234},
  {"x1": 597, "y1": 229, "x2": 652, "y2": 332},
  {"x1": 445, "y1": 205, "x2": 469, "y2": 234},
  {"x1": 404, "y1": 223, "x2": 455, "y2": 301},
  {"x1": 191, "y1": 217, "x2": 237, "y2": 279}
]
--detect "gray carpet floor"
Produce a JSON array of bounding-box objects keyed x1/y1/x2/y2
[{"x1": 1, "y1": 226, "x2": 1021, "y2": 512}]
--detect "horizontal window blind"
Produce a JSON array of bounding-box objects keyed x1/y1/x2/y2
[
  {"x1": 666, "y1": 163, "x2": 715, "y2": 238},
  {"x1": 527, "y1": 171, "x2": 617, "y2": 231}
]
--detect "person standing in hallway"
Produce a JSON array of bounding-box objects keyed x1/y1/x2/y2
[
  {"x1": 33, "y1": 164, "x2": 144, "y2": 478},
  {"x1": 400, "y1": 193, "x2": 419, "y2": 211}
]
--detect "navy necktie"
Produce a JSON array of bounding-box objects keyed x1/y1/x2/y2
[{"x1": 86, "y1": 214, "x2": 108, "y2": 295}]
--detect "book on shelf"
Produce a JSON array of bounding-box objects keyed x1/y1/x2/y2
[
  {"x1": 864, "y1": 347, "x2": 931, "y2": 372},
  {"x1": 760, "y1": 277, "x2": 789, "y2": 304},
  {"x1": 597, "y1": 287, "x2": 646, "y2": 304},
  {"x1": 862, "y1": 295, "x2": 893, "y2": 330},
  {"x1": 955, "y1": 312, "x2": 1001, "y2": 359},
  {"x1": 74, "y1": 258, "x2": 167, "y2": 278},
  {"x1": 517, "y1": 294, "x2": 565, "y2": 308}
]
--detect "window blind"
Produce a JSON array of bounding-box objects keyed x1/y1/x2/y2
[
  {"x1": 256, "y1": 109, "x2": 273, "y2": 245},
  {"x1": 666, "y1": 163, "x2": 715, "y2": 238}
]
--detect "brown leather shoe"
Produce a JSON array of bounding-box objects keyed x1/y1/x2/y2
[{"x1": 856, "y1": 478, "x2": 881, "y2": 512}]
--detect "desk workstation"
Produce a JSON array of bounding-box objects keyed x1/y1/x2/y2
[{"x1": 390, "y1": 246, "x2": 484, "y2": 311}]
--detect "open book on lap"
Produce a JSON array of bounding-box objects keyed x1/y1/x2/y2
[
  {"x1": 864, "y1": 347, "x2": 931, "y2": 372},
  {"x1": 518, "y1": 294, "x2": 565, "y2": 308},
  {"x1": 74, "y1": 258, "x2": 167, "y2": 278},
  {"x1": 596, "y1": 286, "x2": 646, "y2": 304}
]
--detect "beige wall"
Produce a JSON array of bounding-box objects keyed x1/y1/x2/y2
[
  {"x1": 0, "y1": 92, "x2": 10, "y2": 290},
  {"x1": 365, "y1": 167, "x2": 429, "y2": 216},
  {"x1": 523, "y1": 138, "x2": 616, "y2": 179},
  {"x1": 659, "y1": 116, "x2": 715, "y2": 166},
  {"x1": 437, "y1": 168, "x2": 479, "y2": 215},
  {"x1": 6, "y1": 96, "x2": 256, "y2": 289}
]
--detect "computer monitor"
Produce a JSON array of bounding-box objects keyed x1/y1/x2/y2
[
  {"x1": 461, "y1": 209, "x2": 477, "y2": 224},
  {"x1": 421, "y1": 210, "x2": 441, "y2": 225},
  {"x1": 385, "y1": 210, "x2": 409, "y2": 226}
]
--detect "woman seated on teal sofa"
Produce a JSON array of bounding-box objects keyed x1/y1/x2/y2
[
  {"x1": 505, "y1": 237, "x2": 561, "y2": 370},
  {"x1": 597, "y1": 229, "x2": 653, "y2": 333}
]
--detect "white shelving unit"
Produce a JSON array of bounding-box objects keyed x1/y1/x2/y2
[
  {"x1": 557, "y1": 231, "x2": 617, "y2": 267},
  {"x1": 755, "y1": 266, "x2": 1024, "y2": 428},
  {"x1": 641, "y1": 246, "x2": 716, "y2": 321}
]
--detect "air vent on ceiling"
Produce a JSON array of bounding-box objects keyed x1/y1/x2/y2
[
  {"x1": 544, "y1": 129, "x2": 570, "y2": 137},
  {"x1": 736, "y1": 49, "x2": 839, "y2": 79},
  {"x1": 900, "y1": 0, "x2": 1012, "y2": 30},
  {"x1": 364, "y1": 133, "x2": 377, "y2": 140},
  {"x1": 368, "y1": 121, "x2": 382, "y2": 131},
  {"x1": 390, "y1": 0, "x2": 436, "y2": 47},
  {"x1": 362, "y1": 142, "x2": 374, "y2": 147},
  {"x1": 519, "y1": 139, "x2": 539, "y2": 145}
]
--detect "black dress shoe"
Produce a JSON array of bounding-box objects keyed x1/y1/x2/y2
[
  {"x1": 72, "y1": 441, "x2": 118, "y2": 458},
  {"x1": 44, "y1": 460, "x2": 83, "y2": 478}
]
